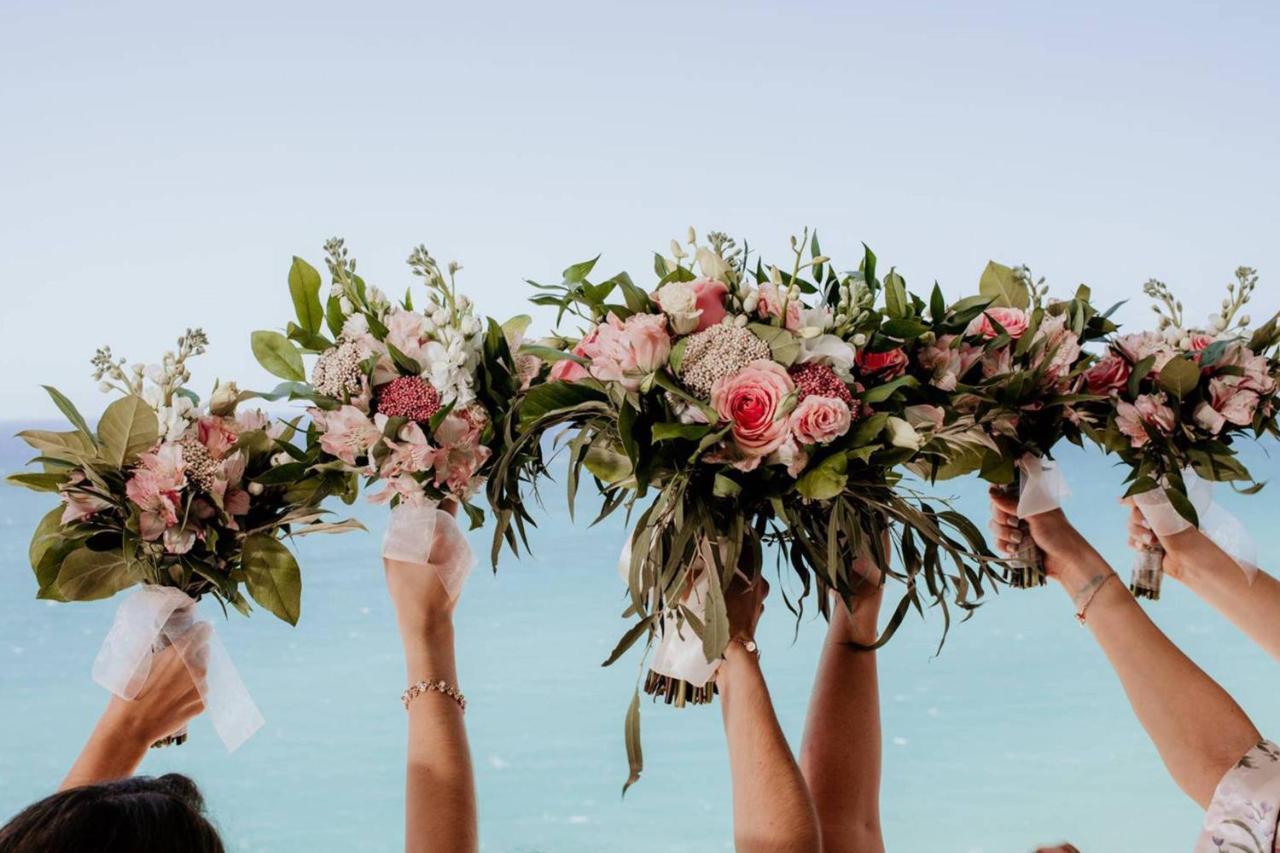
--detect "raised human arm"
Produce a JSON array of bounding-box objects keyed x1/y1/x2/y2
[
  {"x1": 799, "y1": 553, "x2": 885, "y2": 853},
  {"x1": 1127, "y1": 503, "x2": 1280, "y2": 661},
  {"x1": 384, "y1": 503, "x2": 477, "y2": 853},
  {"x1": 719, "y1": 576, "x2": 822, "y2": 853},
  {"x1": 992, "y1": 494, "x2": 1259, "y2": 808}
]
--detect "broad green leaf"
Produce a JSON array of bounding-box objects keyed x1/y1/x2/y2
[
  {"x1": 883, "y1": 269, "x2": 909, "y2": 319},
  {"x1": 242, "y1": 533, "x2": 302, "y2": 625},
  {"x1": 16, "y1": 429, "x2": 96, "y2": 460},
  {"x1": 747, "y1": 323, "x2": 801, "y2": 366},
  {"x1": 56, "y1": 548, "x2": 135, "y2": 601},
  {"x1": 251, "y1": 331, "x2": 306, "y2": 382},
  {"x1": 97, "y1": 395, "x2": 159, "y2": 467},
  {"x1": 651, "y1": 422, "x2": 714, "y2": 442},
  {"x1": 518, "y1": 381, "x2": 607, "y2": 428},
  {"x1": 978, "y1": 260, "x2": 1029, "y2": 309},
  {"x1": 562, "y1": 255, "x2": 600, "y2": 283},
  {"x1": 795, "y1": 453, "x2": 848, "y2": 500},
  {"x1": 288, "y1": 256, "x2": 325, "y2": 335},
  {"x1": 42, "y1": 386, "x2": 95, "y2": 440},
  {"x1": 1158, "y1": 356, "x2": 1200, "y2": 400},
  {"x1": 501, "y1": 314, "x2": 532, "y2": 343},
  {"x1": 583, "y1": 444, "x2": 633, "y2": 485},
  {"x1": 6, "y1": 472, "x2": 66, "y2": 492}
]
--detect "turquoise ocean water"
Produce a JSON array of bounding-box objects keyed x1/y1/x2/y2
[{"x1": 1, "y1": 424, "x2": 1276, "y2": 852}]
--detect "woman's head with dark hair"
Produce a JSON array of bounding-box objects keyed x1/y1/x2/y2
[{"x1": 0, "y1": 773, "x2": 224, "y2": 853}]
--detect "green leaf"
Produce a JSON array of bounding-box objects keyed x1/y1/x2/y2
[
  {"x1": 978, "y1": 261, "x2": 1029, "y2": 309},
  {"x1": 1128, "y1": 354, "x2": 1156, "y2": 399},
  {"x1": 747, "y1": 323, "x2": 801, "y2": 366},
  {"x1": 601, "y1": 616, "x2": 654, "y2": 667},
  {"x1": 1158, "y1": 356, "x2": 1201, "y2": 400},
  {"x1": 385, "y1": 341, "x2": 422, "y2": 375},
  {"x1": 42, "y1": 386, "x2": 95, "y2": 440},
  {"x1": 651, "y1": 422, "x2": 714, "y2": 442},
  {"x1": 97, "y1": 395, "x2": 159, "y2": 467},
  {"x1": 251, "y1": 462, "x2": 312, "y2": 486},
  {"x1": 701, "y1": 573, "x2": 730, "y2": 662},
  {"x1": 518, "y1": 381, "x2": 607, "y2": 428},
  {"x1": 883, "y1": 269, "x2": 909, "y2": 319},
  {"x1": 288, "y1": 256, "x2": 324, "y2": 335},
  {"x1": 251, "y1": 331, "x2": 306, "y2": 382},
  {"x1": 242, "y1": 534, "x2": 302, "y2": 625},
  {"x1": 6, "y1": 472, "x2": 67, "y2": 492},
  {"x1": 621, "y1": 689, "x2": 643, "y2": 796},
  {"x1": 56, "y1": 548, "x2": 135, "y2": 601},
  {"x1": 563, "y1": 255, "x2": 600, "y2": 283},
  {"x1": 17, "y1": 429, "x2": 97, "y2": 460},
  {"x1": 795, "y1": 453, "x2": 848, "y2": 500},
  {"x1": 712, "y1": 474, "x2": 742, "y2": 498},
  {"x1": 583, "y1": 444, "x2": 633, "y2": 485},
  {"x1": 501, "y1": 314, "x2": 532, "y2": 343}
]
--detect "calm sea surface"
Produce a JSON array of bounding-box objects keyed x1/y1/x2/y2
[{"x1": 1, "y1": 424, "x2": 1276, "y2": 852}]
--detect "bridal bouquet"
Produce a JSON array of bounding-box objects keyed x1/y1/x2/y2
[
  {"x1": 490, "y1": 229, "x2": 998, "y2": 789},
  {"x1": 8, "y1": 330, "x2": 361, "y2": 750},
  {"x1": 915, "y1": 261, "x2": 1117, "y2": 587},
  {"x1": 251, "y1": 240, "x2": 542, "y2": 581},
  {"x1": 1087, "y1": 268, "x2": 1280, "y2": 599}
]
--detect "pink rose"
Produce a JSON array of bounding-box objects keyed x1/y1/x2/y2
[
  {"x1": 1115, "y1": 393, "x2": 1175, "y2": 448},
  {"x1": 789, "y1": 395, "x2": 852, "y2": 446},
  {"x1": 548, "y1": 327, "x2": 601, "y2": 383},
  {"x1": 588, "y1": 313, "x2": 672, "y2": 392},
  {"x1": 314, "y1": 405, "x2": 383, "y2": 467},
  {"x1": 756, "y1": 283, "x2": 803, "y2": 331},
  {"x1": 689, "y1": 278, "x2": 729, "y2": 331},
  {"x1": 855, "y1": 347, "x2": 908, "y2": 380},
  {"x1": 966, "y1": 307, "x2": 1030, "y2": 340},
  {"x1": 710, "y1": 360, "x2": 795, "y2": 465},
  {"x1": 1084, "y1": 354, "x2": 1131, "y2": 395}
]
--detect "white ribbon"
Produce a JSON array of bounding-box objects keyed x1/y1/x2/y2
[
  {"x1": 1015, "y1": 454, "x2": 1070, "y2": 518},
  {"x1": 381, "y1": 501, "x2": 475, "y2": 601},
  {"x1": 617, "y1": 537, "x2": 721, "y2": 690},
  {"x1": 93, "y1": 585, "x2": 264, "y2": 752},
  {"x1": 1132, "y1": 469, "x2": 1259, "y2": 583}
]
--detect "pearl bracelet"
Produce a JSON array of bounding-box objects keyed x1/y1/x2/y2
[{"x1": 402, "y1": 678, "x2": 467, "y2": 713}]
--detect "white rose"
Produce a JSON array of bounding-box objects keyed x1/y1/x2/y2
[
  {"x1": 886, "y1": 416, "x2": 923, "y2": 450},
  {"x1": 656, "y1": 281, "x2": 700, "y2": 334}
]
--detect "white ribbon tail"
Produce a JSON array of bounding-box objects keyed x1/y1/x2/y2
[
  {"x1": 93, "y1": 585, "x2": 264, "y2": 752},
  {"x1": 1134, "y1": 469, "x2": 1259, "y2": 584}
]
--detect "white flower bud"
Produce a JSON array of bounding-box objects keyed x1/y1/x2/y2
[
  {"x1": 834, "y1": 314, "x2": 848, "y2": 326},
  {"x1": 1239, "y1": 315, "x2": 1250, "y2": 326},
  {"x1": 734, "y1": 314, "x2": 749, "y2": 328},
  {"x1": 687, "y1": 226, "x2": 697, "y2": 245},
  {"x1": 271, "y1": 452, "x2": 291, "y2": 467},
  {"x1": 742, "y1": 292, "x2": 759, "y2": 313},
  {"x1": 339, "y1": 297, "x2": 354, "y2": 314},
  {"x1": 248, "y1": 482, "x2": 265, "y2": 496},
  {"x1": 852, "y1": 333, "x2": 867, "y2": 347},
  {"x1": 98, "y1": 382, "x2": 112, "y2": 393}
]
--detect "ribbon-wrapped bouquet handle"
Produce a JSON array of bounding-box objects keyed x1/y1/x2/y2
[
  {"x1": 381, "y1": 500, "x2": 476, "y2": 602},
  {"x1": 1131, "y1": 469, "x2": 1258, "y2": 600},
  {"x1": 994, "y1": 454, "x2": 1070, "y2": 589},
  {"x1": 93, "y1": 585, "x2": 264, "y2": 751}
]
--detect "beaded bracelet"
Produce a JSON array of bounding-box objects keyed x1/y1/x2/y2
[{"x1": 402, "y1": 678, "x2": 467, "y2": 713}]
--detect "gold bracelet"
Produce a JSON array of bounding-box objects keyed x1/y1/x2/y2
[
  {"x1": 1074, "y1": 574, "x2": 1118, "y2": 624},
  {"x1": 402, "y1": 678, "x2": 467, "y2": 713}
]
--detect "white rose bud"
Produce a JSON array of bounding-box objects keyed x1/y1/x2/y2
[
  {"x1": 248, "y1": 482, "x2": 265, "y2": 496},
  {"x1": 886, "y1": 416, "x2": 924, "y2": 450},
  {"x1": 339, "y1": 296, "x2": 355, "y2": 314},
  {"x1": 852, "y1": 333, "x2": 868, "y2": 347},
  {"x1": 655, "y1": 281, "x2": 701, "y2": 335},
  {"x1": 209, "y1": 381, "x2": 241, "y2": 416},
  {"x1": 742, "y1": 291, "x2": 760, "y2": 313},
  {"x1": 734, "y1": 314, "x2": 749, "y2": 328},
  {"x1": 271, "y1": 452, "x2": 291, "y2": 467}
]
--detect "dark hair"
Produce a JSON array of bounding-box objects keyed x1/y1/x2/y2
[{"x1": 0, "y1": 774, "x2": 224, "y2": 853}]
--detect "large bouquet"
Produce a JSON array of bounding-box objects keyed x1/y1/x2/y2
[
  {"x1": 1086, "y1": 268, "x2": 1280, "y2": 599},
  {"x1": 251, "y1": 239, "x2": 543, "y2": 540},
  {"x1": 490, "y1": 229, "x2": 998, "y2": 786},
  {"x1": 8, "y1": 330, "x2": 360, "y2": 749},
  {"x1": 912, "y1": 262, "x2": 1117, "y2": 587}
]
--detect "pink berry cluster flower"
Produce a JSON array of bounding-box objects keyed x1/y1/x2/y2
[
  {"x1": 789, "y1": 362, "x2": 853, "y2": 406},
  {"x1": 376, "y1": 376, "x2": 442, "y2": 422}
]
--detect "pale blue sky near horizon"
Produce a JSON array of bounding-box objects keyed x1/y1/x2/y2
[{"x1": 2, "y1": 0, "x2": 1277, "y2": 418}]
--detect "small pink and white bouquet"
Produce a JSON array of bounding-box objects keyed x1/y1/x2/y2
[
  {"x1": 8, "y1": 330, "x2": 361, "y2": 750},
  {"x1": 1089, "y1": 268, "x2": 1280, "y2": 599},
  {"x1": 252, "y1": 239, "x2": 543, "y2": 588}
]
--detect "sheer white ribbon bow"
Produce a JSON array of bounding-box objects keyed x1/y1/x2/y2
[
  {"x1": 93, "y1": 585, "x2": 264, "y2": 752},
  {"x1": 617, "y1": 538, "x2": 721, "y2": 690},
  {"x1": 381, "y1": 501, "x2": 476, "y2": 601},
  {"x1": 1016, "y1": 454, "x2": 1071, "y2": 518},
  {"x1": 1132, "y1": 468, "x2": 1259, "y2": 583}
]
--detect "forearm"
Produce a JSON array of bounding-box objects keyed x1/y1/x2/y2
[
  {"x1": 799, "y1": 599, "x2": 883, "y2": 853},
  {"x1": 719, "y1": 644, "x2": 821, "y2": 853},
  {"x1": 1170, "y1": 534, "x2": 1280, "y2": 662},
  {"x1": 60, "y1": 703, "x2": 150, "y2": 790},
  {"x1": 1060, "y1": 545, "x2": 1259, "y2": 808},
  {"x1": 400, "y1": 620, "x2": 477, "y2": 853}
]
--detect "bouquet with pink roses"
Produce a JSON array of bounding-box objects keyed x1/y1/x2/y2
[
  {"x1": 251, "y1": 239, "x2": 544, "y2": 534},
  {"x1": 490, "y1": 229, "x2": 998, "y2": 789},
  {"x1": 7, "y1": 331, "x2": 361, "y2": 750},
  {"x1": 907, "y1": 261, "x2": 1118, "y2": 588},
  {"x1": 1086, "y1": 268, "x2": 1280, "y2": 599}
]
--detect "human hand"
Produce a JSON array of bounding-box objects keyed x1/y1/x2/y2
[
  {"x1": 723, "y1": 573, "x2": 769, "y2": 644},
  {"x1": 384, "y1": 501, "x2": 469, "y2": 636},
  {"x1": 101, "y1": 626, "x2": 209, "y2": 749},
  {"x1": 1123, "y1": 498, "x2": 1203, "y2": 581},
  {"x1": 829, "y1": 537, "x2": 887, "y2": 645},
  {"x1": 989, "y1": 489, "x2": 1099, "y2": 592}
]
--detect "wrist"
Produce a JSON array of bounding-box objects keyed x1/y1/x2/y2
[{"x1": 99, "y1": 699, "x2": 157, "y2": 754}]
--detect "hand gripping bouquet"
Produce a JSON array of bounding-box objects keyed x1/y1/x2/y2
[
  {"x1": 1085, "y1": 268, "x2": 1279, "y2": 600},
  {"x1": 251, "y1": 239, "x2": 544, "y2": 594},
  {"x1": 7, "y1": 330, "x2": 362, "y2": 750},
  {"x1": 490, "y1": 229, "x2": 997, "y2": 790},
  {"x1": 916, "y1": 262, "x2": 1118, "y2": 589}
]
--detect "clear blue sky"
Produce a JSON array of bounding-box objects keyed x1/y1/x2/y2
[{"x1": 3, "y1": 0, "x2": 1277, "y2": 418}]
